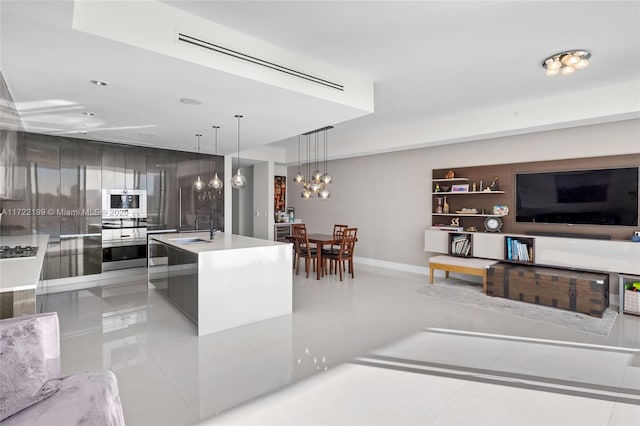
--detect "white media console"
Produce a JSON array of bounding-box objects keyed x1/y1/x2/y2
[{"x1": 424, "y1": 229, "x2": 640, "y2": 276}]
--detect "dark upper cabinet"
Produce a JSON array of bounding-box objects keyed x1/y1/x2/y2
[
  {"x1": 24, "y1": 133, "x2": 61, "y2": 239},
  {"x1": 146, "y1": 149, "x2": 178, "y2": 230},
  {"x1": 60, "y1": 140, "x2": 102, "y2": 235},
  {"x1": 102, "y1": 145, "x2": 146, "y2": 190}
]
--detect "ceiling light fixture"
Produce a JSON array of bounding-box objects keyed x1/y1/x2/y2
[
  {"x1": 82, "y1": 112, "x2": 95, "y2": 116},
  {"x1": 193, "y1": 134, "x2": 205, "y2": 192},
  {"x1": 293, "y1": 135, "x2": 304, "y2": 184},
  {"x1": 542, "y1": 50, "x2": 590, "y2": 77},
  {"x1": 90, "y1": 79, "x2": 108, "y2": 86},
  {"x1": 208, "y1": 125, "x2": 224, "y2": 191},
  {"x1": 231, "y1": 115, "x2": 247, "y2": 189},
  {"x1": 294, "y1": 126, "x2": 333, "y2": 200},
  {"x1": 180, "y1": 97, "x2": 202, "y2": 105},
  {"x1": 318, "y1": 129, "x2": 332, "y2": 200}
]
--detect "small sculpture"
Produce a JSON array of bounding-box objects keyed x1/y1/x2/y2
[
  {"x1": 490, "y1": 177, "x2": 499, "y2": 191},
  {"x1": 445, "y1": 170, "x2": 455, "y2": 179},
  {"x1": 450, "y1": 217, "x2": 460, "y2": 227}
]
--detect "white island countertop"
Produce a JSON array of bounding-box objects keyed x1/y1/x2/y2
[
  {"x1": 0, "y1": 234, "x2": 49, "y2": 292},
  {"x1": 149, "y1": 231, "x2": 292, "y2": 336},
  {"x1": 150, "y1": 231, "x2": 289, "y2": 253}
]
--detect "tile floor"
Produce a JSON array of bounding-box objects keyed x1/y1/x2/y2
[{"x1": 41, "y1": 265, "x2": 640, "y2": 425}]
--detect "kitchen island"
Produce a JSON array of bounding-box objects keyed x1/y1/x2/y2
[
  {"x1": 0, "y1": 234, "x2": 49, "y2": 318},
  {"x1": 148, "y1": 231, "x2": 292, "y2": 336}
]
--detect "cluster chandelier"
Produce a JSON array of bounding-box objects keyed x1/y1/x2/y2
[
  {"x1": 293, "y1": 126, "x2": 333, "y2": 200},
  {"x1": 542, "y1": 50, "x2": 590, "y2": 76}
]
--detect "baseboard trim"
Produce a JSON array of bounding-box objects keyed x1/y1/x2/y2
[
  {"x1": 38, "y1": 267, "x2": 148, "y2": 294},
  {"x1": 353, "y1": 256, "x2": 428, "y2": 276}
]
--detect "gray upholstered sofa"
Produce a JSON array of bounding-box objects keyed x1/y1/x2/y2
[{"x1": 0, "y1": 312, "x2": 125, "y2": 425}]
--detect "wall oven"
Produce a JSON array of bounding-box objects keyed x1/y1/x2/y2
[
  {"x1": 102, "y1": 189, "x2": 148, "y2": 271},
  {"x1": 102, "y1": 189, "x2": 147, "y2": 219},
  {"x1": 102, "y1": 219, "x2": 148, "y2": 271}
]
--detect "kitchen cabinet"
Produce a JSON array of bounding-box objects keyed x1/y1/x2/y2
[
  {"x1": 146, "y1": 149, "x2": 178, "y2": 230},
  {"x1": 59, "y1": 140, "x2": 102, "y2": 277},
  {"x1": 102, "y1": 145, "x2": 146, "y2": 190}
]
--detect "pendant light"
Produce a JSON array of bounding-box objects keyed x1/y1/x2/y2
[
  {"x1": 208, "y1": 125, "x2": 224, "y2": 190},
  {"x1": 231, "y1": 114, "x2": 247, "y2": 189},
  {"x1": 318, "y1": 129, "x2": 331, "y2": 199},
  {"x1": 311, "y1": 132, "x2": 322, "y2": 187},
  {"x1": 193, "y1": 134, "x2": 205, "y2": 192},
  {"x1": 293, "y1": 135, "x2": 304, "y2": 184},
  {"x1": 321, "y1": 128, "x2": 332, "y2": 185},
  {"x1": 301, "y1": 134, "x2": 311, "y2": 199}
]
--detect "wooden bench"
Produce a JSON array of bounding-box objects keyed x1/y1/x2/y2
[{"x1": 429, "y1": 255, "x2": 498, "y2": 294}]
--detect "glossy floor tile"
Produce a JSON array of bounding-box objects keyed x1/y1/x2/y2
[{"x1": 41, "y1": 264, "x2": 640, "y2": 425}]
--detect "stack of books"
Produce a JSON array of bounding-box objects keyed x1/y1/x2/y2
[
  {"x1": 451, "y1": 235, "x2": 471, "y2": 256},
  {"x1": 431, "y1": 225, "x2": 464, "y2": 231},
  {"x1": 506, "y1": 237, "x2": 533, "y2": 262}
]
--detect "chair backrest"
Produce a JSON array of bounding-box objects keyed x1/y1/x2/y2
[
  {"x1": 338, "y1": 227, "x2": 357, "y2": 256},
  {"x1": 291, "y1": 224, "x2": 310, "y2": 251},
  {"x1": 333, "y1": 224, "x2": 348, "y2": 240}
]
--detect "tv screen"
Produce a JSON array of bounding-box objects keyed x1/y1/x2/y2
[{"x1": 516, "y1": 167, "x2": 639, "y2": 226}]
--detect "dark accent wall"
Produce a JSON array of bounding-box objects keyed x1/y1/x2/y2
[{"x1": 434, "y1": 153, "x2": 640, "y2": 241}]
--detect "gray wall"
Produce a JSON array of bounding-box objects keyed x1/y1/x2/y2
[{"x1": 288, "y1": 119, "x2": 640, "y2": 268}]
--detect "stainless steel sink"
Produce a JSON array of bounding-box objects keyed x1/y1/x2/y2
[{"x1": 168, "y1": 237, "x2": 210, "y2": 244}]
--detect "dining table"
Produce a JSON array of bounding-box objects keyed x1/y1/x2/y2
[{"x1": 307, "y1": 233, "x2": 339, "y2": 280}]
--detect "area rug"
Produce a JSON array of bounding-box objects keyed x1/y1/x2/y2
[{"x1": 416, "y1": 281, "x2": 617, "y2": 336}]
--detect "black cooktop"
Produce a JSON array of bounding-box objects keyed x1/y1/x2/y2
[{"x1": 0, "y1": 245, "x2": 39, "y2": 259}]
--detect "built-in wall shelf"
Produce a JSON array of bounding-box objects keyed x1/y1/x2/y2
[
  {"x1": 433, "y1": 213, "x2": 505, "y2": 217},
  {"x1": 432, "y1": 191, "x2": 505, "y2": 195},
  {"x1": 433, "y1": 178, "x2": 469, "y2": 182}
]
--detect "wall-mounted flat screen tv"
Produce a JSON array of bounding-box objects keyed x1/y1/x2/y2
[{"x1": 516, "y1": 167, "x2": 639, "y2": 226}]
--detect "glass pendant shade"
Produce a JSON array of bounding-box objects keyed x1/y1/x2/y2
[
  {"x1": 301, "y1": 189, "x2": 311, "y2": 199},
  {"x1": 231, "y1": 169, "x2": 246, "y2": 189},
  {"x1": 309, "y1": 182, "x2": 321, "y2": 193},
  {"x1": 321, "y1": 173, "x2": 332, "y2": 184},
  {"x1": 193, "y1": 176, "x2": 205, "y2": 192},
  {"x1": 208, "y1": 172, "x2": 223, "y2": 190},
  {"x1": 312, "y1": 170, "x2": 322, "y2": 183},
  {"x1": 318, "y1": 187, "x2": 330, "y2": 199},
  {"x1": 294, "y1": 171, "x2": 304, "y2": 183}
]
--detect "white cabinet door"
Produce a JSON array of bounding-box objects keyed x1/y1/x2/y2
[
  {"x1": 472, "y1": 233, "x2": 504, "y2": 260},
  {"x1": 424, "y1": 229, "x2": 449, "y2": 254}
]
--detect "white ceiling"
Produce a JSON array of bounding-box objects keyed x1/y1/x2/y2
[{"x1": 2, "y1": 1, "x2": 639, "y2": 160}]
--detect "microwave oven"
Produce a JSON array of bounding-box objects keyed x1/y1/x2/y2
[{"x1": 102, "y1": 189, "x2": 147, "y2": 219}]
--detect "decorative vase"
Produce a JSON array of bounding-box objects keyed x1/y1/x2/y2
[{"x1": 443, "y1": 196, "x2": 450, "y2": 214}]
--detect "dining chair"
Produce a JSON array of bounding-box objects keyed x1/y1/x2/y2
[
  {"x1": 324, "y1": 227, "x2": 357, "y2": 281},
  {"x1": 292, "y1": 224, "x2": 317, "y2": 278},
  {"x1": 328, "y1": 224, "x2": 349, "y2": 257}
]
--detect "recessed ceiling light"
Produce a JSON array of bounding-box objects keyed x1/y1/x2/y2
[
  {"x1": 138, "y1": 132, "x2": 155, "y2": 137},
  {"x1": 180, "y1": 98, "x2": 202, "y2": 105},
  {"x1": 90, "y1": 79, "x2": 109, "y2": 86},
  {"x1": 77, "y1": 131, "x2": 88, "y2": 135},
  {"x1": 83, "y1": 112, "x2": 95, "y2": 116}
]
